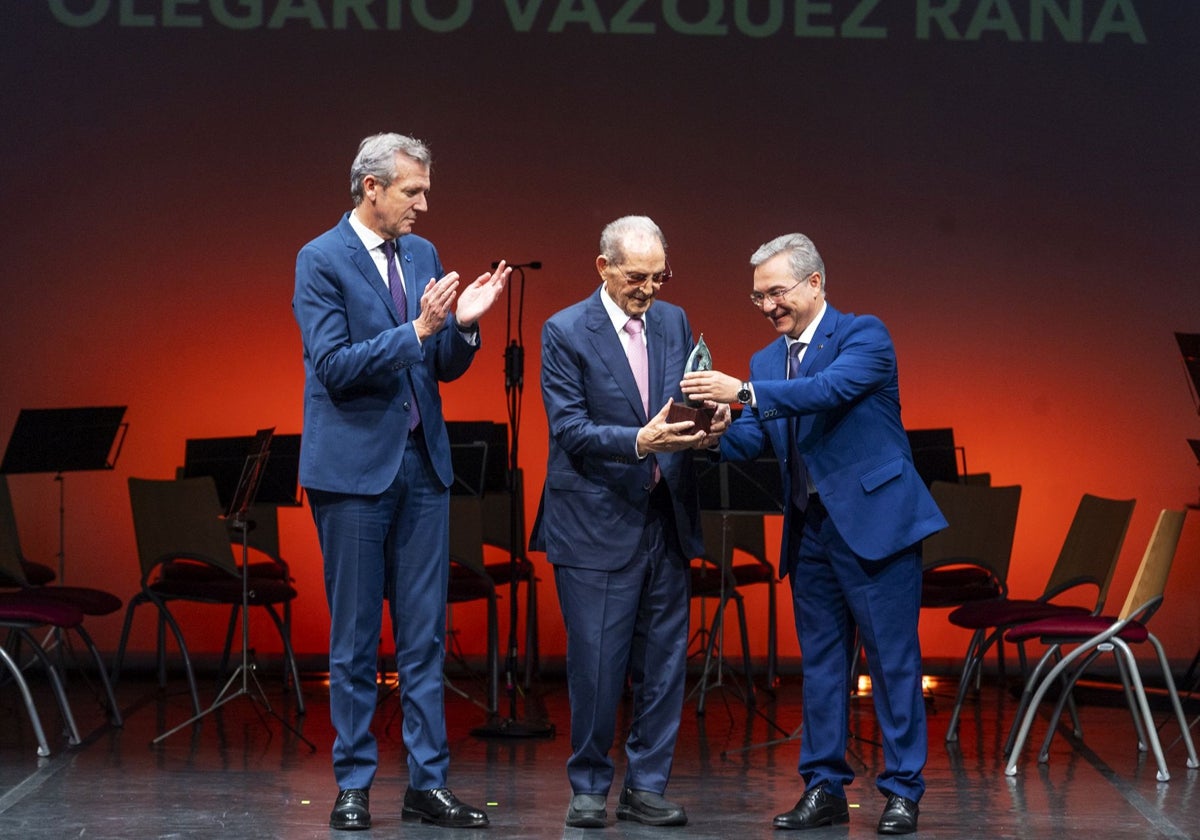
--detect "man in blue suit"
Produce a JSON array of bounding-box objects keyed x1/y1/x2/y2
[
  {"x1": 682, "y1": 233, "x2": 945, "y2": 835},
  {"x1": 530, "y1": 216, "x2": 727, "y2": 829},
  {"x1": 293, "y1": 133, "x2": 509, "y2": 831}
]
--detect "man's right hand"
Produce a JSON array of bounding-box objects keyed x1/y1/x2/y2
[
  {"x1": 412, "y1": 272, "x2": 461, "y2": 341},
  {"x1": 636, "y1": 400, "x2": 706, "y2": 455}
]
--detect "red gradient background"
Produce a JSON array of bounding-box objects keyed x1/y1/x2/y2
[{"x1": 2, "y1": 3, "x2": 1198, "y2": 673}]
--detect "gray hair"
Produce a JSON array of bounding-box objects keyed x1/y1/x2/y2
[
  {"x1": 751, "y1": 233, "x2": 826, "y2": 292},
  {"x1": 350, "y1": 133, "x2": 432, "y2": 205},
  {"x1": 599, "y1": 216, "x2": 668, "y2": 264}
]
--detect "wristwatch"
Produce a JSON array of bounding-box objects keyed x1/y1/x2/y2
[{"x1": 736, "y1": 381, "x2": 752, "y2": 404}]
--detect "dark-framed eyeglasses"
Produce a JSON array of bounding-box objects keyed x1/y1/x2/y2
[
  {"x1": 614, "y1": 260, "x2": 672, "y2": 287},
  {"x1": 749, "y1": 273, "x2": 812, "y2": 308}
]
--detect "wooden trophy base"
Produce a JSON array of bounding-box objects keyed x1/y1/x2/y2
[{"x1": 667, "y1": 402, "x2": 715, "y2": 434}]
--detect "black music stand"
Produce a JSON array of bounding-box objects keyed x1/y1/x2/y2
[
  {"x1": 1176, "y1": 332, "x2": 1200, "y2": 414},
  {"x1": 690, "y1": 456, "x2": 784, "y2": 715},
  {"x1": 1175, "y1": 333, "x2": 1200, "y2": 705},
  {"x1": 906, "y1": 428, "x2": 964, "y2": 487},
  {"x1": 1, "y1": 406, "x2": 128, "y2": 583},
  {"x1": 183, "y1": 433, "x2": 302, "y2": 509},
  {"x1": 154, "y1": 428, "x2": 314, "y2": 749}
]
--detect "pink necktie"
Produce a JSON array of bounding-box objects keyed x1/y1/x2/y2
[
  {"x1": 624, "y1": 318, "x2": 650, "y2": 415},
  {"x1": 624, "y1": 318, "x2": 659, "y2": 486}
]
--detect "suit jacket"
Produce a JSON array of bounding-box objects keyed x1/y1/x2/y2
[
  {"x1": 292, "y1": 212, "x2": 478, "y2": 495},
  {"x1": 719, "y1": 304, "x2": 945, "y2": 573},
  {"x1": 529, "y1": 289, "x2": 704, "y2": 570}
]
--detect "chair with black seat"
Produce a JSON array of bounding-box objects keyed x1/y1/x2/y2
[
  {"x1": 0, "y1": 475, "x2": 123, "y2": 727},
  {"x1": 19, "y1": 558, "x2": 57, "y2": 586},
  {"x1": 943, "y1": 492, "x2": 1135, "y2": 742},
  {"x1": 1003, "y1": 508, "x2": 1199, "y2": 781},
  {"x1": 690, "y1": 511, "x2": 775, "y2": 711},
  {"x1": 918, "y1": 482, "x2": 1022, "y2": 697},
  {"x1": 112, "y1": 476, "x2": 303, "y2": 716},
  {"x1": 921, "y1": 481, "x2": 1022, "y2": 610},
  {"x1": 445, "y1": 493, "x2": 500, "y2": 715}
]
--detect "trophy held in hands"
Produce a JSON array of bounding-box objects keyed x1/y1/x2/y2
[{"x1": 667, "y1": 334, "x2": 717, "y2": 433}]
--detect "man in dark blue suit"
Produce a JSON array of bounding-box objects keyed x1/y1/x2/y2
[
  {"x1": 682, "y1": 233, "x2": 945, "y2": 835},
  {"x1": 530, "y1": 216, "x2": 727, "y2": 829},
  {"x1": 293, "y1": 133, "x2": 509, "y2": 831}
]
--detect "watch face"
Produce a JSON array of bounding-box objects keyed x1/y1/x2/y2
[{"x1": 737, "y1": 385, "x2": 751, "y2": 403}]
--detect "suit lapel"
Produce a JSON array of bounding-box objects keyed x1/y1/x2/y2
[
  {"x1": 340, "y1": 215, "x2": 402, "y2": 325},
  {"x1": 798, "y1": 307, "x2": 836, "y2": 377},
  {"x1": 584, "y1": 292, "x2": 647, "y2": 422},
  {"x1": 647, "y1": 309, "x2": 668, "y2": 411}
]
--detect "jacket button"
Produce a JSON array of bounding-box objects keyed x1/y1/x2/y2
[{"x1": 402, "y1": 401, "x2": 411, "y2": 410}]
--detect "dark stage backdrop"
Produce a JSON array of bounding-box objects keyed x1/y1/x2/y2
[{"x1": 3, "y1": 2, "x2": 1198, "y2": 668}]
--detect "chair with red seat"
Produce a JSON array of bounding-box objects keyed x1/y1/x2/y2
[
  {"x1": 0, "y1": 594, "x2": 85, "y2": 755},
  {"x1": 157, "y1": 501, "x2": 296, "y2": 691},
  {"x1": 111, "y1": 476, "x2": 303, "y2": 717},
  {"x1": 943, "y1": 492, "x2": 1135, "y2": 742},
  {"x1": 0, "y1": 475, "x2": 123, "y2": 729},
  {"x1": 1003, "y1": 509, "x2": 1199, "y2": 781}
]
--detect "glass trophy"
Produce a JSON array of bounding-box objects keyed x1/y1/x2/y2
[{"x1": 667, "y1": 334, "x2": 717, "y2": 433}]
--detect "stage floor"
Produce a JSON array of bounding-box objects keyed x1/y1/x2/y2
[{"x1": 2, "y1": 660, "x2": 1199, "y2": 839}]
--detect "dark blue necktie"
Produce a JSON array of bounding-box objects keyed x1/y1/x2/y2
[
  {"x1": 788, "y1": 341, "x2": 809, "y2": 511},
  {"x1": 382, "y1": 240, "x2": 420, "y2": 431},
  {"x1": 382, "y1": 239, "x2": 408, "y2": 321}
]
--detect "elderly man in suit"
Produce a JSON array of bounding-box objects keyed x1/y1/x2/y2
[
  {"x1": 530, "y1": 215, "x2": 727, "y2": 829},
  {"x1": 681, "y1": 233, "x2": 945, "y2": 835},
  {"x1": 293, "y1": 132, "x2": 509, "y2": 831}
]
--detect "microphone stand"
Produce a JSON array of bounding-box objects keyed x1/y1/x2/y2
[{"x1": 471, "y1": 262, "x2": 554, "y2": 739}]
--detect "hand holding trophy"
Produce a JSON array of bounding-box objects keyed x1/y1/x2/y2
[{"x1": 667, "y1": 334, "x2": 718, "y2": 433}]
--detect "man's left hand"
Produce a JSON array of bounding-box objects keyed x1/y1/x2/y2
[
  {"x1": 694, "y1": 402, "x2": 731, "y2": 449},
  {"x1": 456, "y1": 260, "x2": 511, "y2": 327}
]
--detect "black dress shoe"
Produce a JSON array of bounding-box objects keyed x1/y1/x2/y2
[
  {"x1": 877, "y1": 794, "x2": 919, "y2": 835},
  {"x1": 329, "y1": 789, "x2": 370, "y2": 831},
  {"x1": 402, "y1": 786, "x2": 489, "y2": 828},
  {"x1": 773, "y1": 785, "x2": 850, "y2": 830},
  {"x1": 616, "y1": 787, "x2": 688, "y2": 826},
  {"x1": 566, "y1": 793, "x2": 607, "y2": 828}
]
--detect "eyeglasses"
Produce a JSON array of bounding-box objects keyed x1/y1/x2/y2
[
  {"x1": 749, "y1": 273, "x2": 812, "y2": 308},
  {"x1": 614, "y1": 260, "x2": 672, "y2": 287}
]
